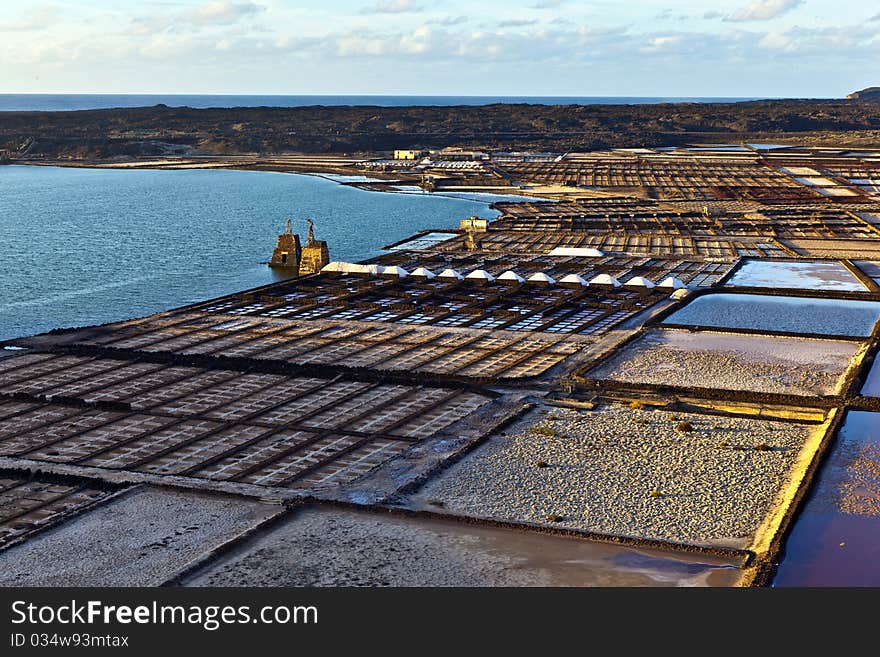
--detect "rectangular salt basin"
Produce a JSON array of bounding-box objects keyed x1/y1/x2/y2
[
  {"x1": 859, "y1": 354, "x2": 880, "y2": 397},
  {"x1": 182, "y1": 505, "x2": 742, "y2": 587},
  {"x1": 854, "y1": 260, "x2": 880, "y2": 285},
  {"x1": 782, "y1": 167, "x2": 821, "y2": 176},
  {"x1": 815, "y1": 187, "x2": 859, "y2": 197},
  {"x1": 794, "y1": 176, "x2": 837, "y2": 187},
  {"x1": 388, "y1": 231, "x2": 457, "y2": 250},
  {"x1": 0, "y1": 487, "x2": 282, "y2": 586},
  {"x1": 774, "y1": 411, "x2": 880, "y2": 586},
  {"x1": 725, "y1": 260, "x2": 867, "y2": 292},
  {"x1": 589, "y1": 328, "x2": 860, "y2": 396},
  {"x1": 413, "y1": 405, "x2": 817, "y2": 549},
  {"x1": 664, "y1": 293, "x2": 880, "y2": 337}
]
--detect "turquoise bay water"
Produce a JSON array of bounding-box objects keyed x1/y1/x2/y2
[{"x1": 0, "y1": 166, "x2": 499, "y2": 341}]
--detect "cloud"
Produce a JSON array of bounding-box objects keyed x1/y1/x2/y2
[
  {"x1": 361, "y1": 0, "x2": 423, "y2": 14},
  {"x1": 753, "y1": 23, "x2": 880, "y2": 56},
  {"x1": 656, "y1": 9, "x2": 689, "y2": 21},
  {"x1": 130, "y1": 1, "x2": 265, "y2": 35},
  {"x1": 292, "y1": 19, "x2": 878, "y2": 68},
  {"x1": 9, "y1": 4, "x2": 879, "y2": 95},
  {"x1": 398, "y1": 25, "x2": 436, "y2": 53},
  {"x1": 641, "y1": 34, "x2": 686, "y2": 53},
  {"x1": 319, "y1": 23, "x2": 639, "y2": 64},
  {"x1": 725, "y1": 0, "x2": 803, "y2": 22},
  {"x1": 497, "y1": 19, "x2": 539, "y2": 28},
  {"x1": 704, "y1": 10, "x2": 722, "y2": 19},
  {"x1": 0, "y1": 5, "x2": 61, "y2": 32},
  {"x1": 758, "y1": 30, "x2": 794, "y2": 50},
  {"x1": 531, "y1": 0, "x2": 565, "y2": 8},
  {"x1": 188, "y1": 1, "x2": 265, "y2": 26},
  {"x1": 427, "y1": 16, "x2": 467, "y2": 26}
]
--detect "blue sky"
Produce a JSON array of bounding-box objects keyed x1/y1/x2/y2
[{"x1": 1, "y1": 0, "x2": 878, "y2": 96}]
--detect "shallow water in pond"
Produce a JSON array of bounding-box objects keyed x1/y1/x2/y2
[
  {"x1": 664, "y1": 293, "x2": 880, "y2": 336},
  {"x1": 859, "y1": 356, "x2": 880, "y2": 397},
  {"x1": 725, "y1": 260, "x2": 866, "y2": 292},
  {"x1": 183, "y1": 505, "x2": 744, "y2": 587},
  {"x1": 774, "y1": 411, "x2": 880, "y2": 587}
]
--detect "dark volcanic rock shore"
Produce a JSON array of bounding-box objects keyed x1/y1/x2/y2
[{"x1": 1, "y1": 99, "x2": 880, "y2": 160}]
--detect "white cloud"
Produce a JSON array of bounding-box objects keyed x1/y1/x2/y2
[
  {"x1": 319, "y1": 24, "x2": 635, "y2": 64},
  {"x1": 301, "y1": 19, "x2": 879, "y2": 67},
  {"x1": 335, "y1": 34, "x2": 391, "y2": 56},
  {"x1": 188, "y1": 1, "x2": 265, "y2": 26},
  {"x1": 643, "y1": 34, "x2": 685, "y2": 52},
  {"x1": 140, "y1": 33, "x2": 203, "y2": 58},
  {"x1": 758, "y1": 31, "x2": 794, "y2": 50},
  {"x1": 655, "y1": 9, "x2": 689, "y2": 21},
  {"x1": 427, "y1": 16, "x2": 467, "y2": 26},
  {"x1": 361, "y1": 0, "x2": 423, "y2": 14},
  {"x1": 398, "y1": 26, "x2": 435, "y2": 53},
  {"x1": 5, "y1": 3, "x2": 878, "y2": 96},
  {"x1": 725, "y1": 0, "x2": 803, "y2": 22},
  {"x1": 498, "y1": 19, "x2": 539, "y2": 28},
  {"x1": 130, "y1": 1, "x2": 265, "y2": 35},
  {"x1": 6, "y1": 39, "x2": 73, "y2": 65},
  {"x1": 531, "y1": 0, "x2": 566, "y2": 8},
  {"x1": 0, "y1": 5, "x2": 61, "y2": 32}
]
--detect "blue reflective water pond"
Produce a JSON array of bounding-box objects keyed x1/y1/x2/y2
[
  {"x1": 774, "y1": 411, "x2": 880, "y2": 586},
  {"x1": 664, "y1": 293, "x2": 880, "y2": 337}
]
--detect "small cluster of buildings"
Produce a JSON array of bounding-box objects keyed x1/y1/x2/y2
[
  {"x1": 392, "y1": 148, "x2": 489, "y2": 162},
  {"x1": 319, "y1": 260, "x2": 688, "y2": 291}
]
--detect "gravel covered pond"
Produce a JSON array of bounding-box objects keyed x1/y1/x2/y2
[
  {"x1": 414, "y1": 405, "x2": 818, "y2": 548},
  {"x1": 589, "y1": 329, "x2": 861, "y2": 396}
]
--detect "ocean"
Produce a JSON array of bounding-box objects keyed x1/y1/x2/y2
[
  {"x1": 0, "y1": 165, "x2": 501, "y2": 342},
  {"x1": 0, "y1": 94, "x2": 765, "y2": 112}
]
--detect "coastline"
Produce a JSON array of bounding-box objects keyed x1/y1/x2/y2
[
  {"x1": 0, "y1": 164, "x2": 503, "y2": 343},
  {"x1": 6, "y1": 158, "x2": 563, "y2": 201}
]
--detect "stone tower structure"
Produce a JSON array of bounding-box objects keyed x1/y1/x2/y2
[
  {"x1": 269, "y1": 218, "x2": 302, "y2": 270},
  {"x1": 299, "y1": 219, "x2": 330, "y2": 275},
  {"x1": 460, "y1": 216, "x2": 486, "y2": 251}
]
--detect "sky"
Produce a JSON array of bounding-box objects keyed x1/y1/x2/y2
[{"x1": 1, "y1": 0, "x2": 878, "y2": 97}]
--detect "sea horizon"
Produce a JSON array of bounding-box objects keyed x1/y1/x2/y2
[{"x1": 0, "y1": 93, "x2": 782, "y2": 112}]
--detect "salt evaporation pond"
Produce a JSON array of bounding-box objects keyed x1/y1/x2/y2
[
  {"x1": 178, "y1": 506, "x2": 743, "y2": 587},
  {"x1": 774, "y1": 411, "x2": 880, "y2": 586},
  {"x1": 725, "y1": 260, "x2": 866, "y2": 292},
  {"x1": 859, "y1": 354, "x2": 880, "y2": 397},
  {"x1": 854, "y1": 260, "x2": 880, "y2": 286},
  {"x1": 664, "y1": 293, "x2": 880, "y2": 337},
  {"x1": 389, "y1": 232, "x2": 457, "y2": 251},
  {"x1": 589, "y1": 329, "x2": 859, "y2": 396}
]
